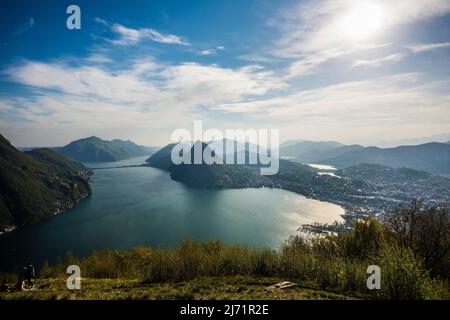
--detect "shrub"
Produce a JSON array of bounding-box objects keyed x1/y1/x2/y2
[{"x1": 375, "y1": 245, "x2": 433, "y2": 300}]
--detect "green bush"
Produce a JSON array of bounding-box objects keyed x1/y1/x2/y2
[{"x1": 375, "y1": 245, "x2": 433, "y2": 300}]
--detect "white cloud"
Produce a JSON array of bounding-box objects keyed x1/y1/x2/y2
[
  {"x1": 273, "y1": 0, "x2": 450, "y2": 78},
  {"x1": 198, "y1": 49, "x2": 217, "y2": 56},
  {"x1": 160, "y1": 63, "x2": 286, "y2": 106},
  {"x1": 1, "y1": 57, "x2": 286, "y2": 145},
  {"x1": 5, "y1": 61, "x2": 161, "y2": 105},
  {"x1": 406, "y1": 41, "x2": 450, "y2": 53},
  {"x1": 213, "y1": 73, "x2": 450, "y2": 143},
  {"x1": 351, "y1": 53, "x2": 406, "y2": 68},
  {"x1": 94, "y1": 17, "x2": 108, "y2": 25},
  {"x1": 13, "y1": 18, "x2": 35, "y2": 36},
  {"x1": 3, "y1": 58, "x2": 450, "y2": 146},
  {"x1": 6, "y1": 59, "x2": 284, "y2": 106},
  {"x1": 85, "y1": 54, "x2": 113, "y2": 64},
  {"x1": 3, "y1": 5, "x2": 450, "y2": 147},
  {"x1": 198, "y1": 46, "x2": 225, "y2": 56},
  {"x1": 110, "y1": 23, "x2": 189, "y2": 46},
  {"x1": 238, "y1": 54, "x2": 277, "y2": 63},
  {"x1": 284, "y1": 43, "x2": 390, "y2": 77}
]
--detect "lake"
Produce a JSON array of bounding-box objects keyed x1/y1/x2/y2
[{"x1": 0, "y1": 157, "x2": 344, "y2": 272}]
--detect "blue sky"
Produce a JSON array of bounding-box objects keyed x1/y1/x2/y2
[{"x1": 1, "y1": 0, "x2": 450, "y2": 147}]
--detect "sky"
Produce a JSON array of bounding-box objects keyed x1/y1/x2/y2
[{"x1": 1, "y1": 0, "x2": 450, "y2": 147}]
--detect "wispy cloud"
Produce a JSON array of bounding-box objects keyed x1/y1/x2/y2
[
  {"x1": 238, "y1": 54, "x2": 278, "y2": 63},
  {"x1": 272, "y1": 0, "x2": 450, "y2": 78},
  {"x1": 1, "y1": 57, "x2": 286, "y2": 145},
  {"x1": 213, "y1": 73, "x2": 450, "y2": 143},
  {"x1": 110, "y1": 23, "x2": 190, "y2": 46},
  {"x1": 13, "y1": 18, "x2": 35, "y2": 36},
  {"x1": 198, "y1": 46, "x2": 224, "y2": 56},
  {"x1": 2, "y1": 3, "x2": 450, "y2": 147},
  {"x1": 352, "y1": 53, "x2": 406, "y2": 68},
  {"x1": 94, "y1": 17, "x2": 108, "y2": 26},
  {"x1": 198, "y1": 49, "x2": 216, "y2": 56},
  {"x1": 5, "y1": 59, "x2": 284, "y2": 105},
  {"x1": 285, "y1": 44, "x2": 390, "y2": 77},
  {"x1": 85, "y1": 54, "x2": 113, "y2": 64},
  {"x1": 406, "y1": 41, "x2": 450, "y2": 53}
]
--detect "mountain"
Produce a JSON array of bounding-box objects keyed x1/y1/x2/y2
[
  {"x1": 208, "y1": 138, "x2": 263, "y2": 156},
  {"x1": 0, "y1": 134, "x2": 92, "y2": 232},
  {"x1": 147, "y1": 140, "x2": 265, "y2": 170},
  {"x1": 280, "y1": 140, "x2": 345, "y2": 160},
  {"x1": 146, "y1": 142, "x2": 364, "y2": 194},
  {"x1": 291, "y1": 144, "x2": 364, "y2": 163},
  {"x1": 170, "y1": 141, "x2": 269, "y2": 188},
  {"x1": 146, "y1": 142, "x2": 270, "y2": 188},
  {"x1": 110, "y1": 139, "x2": 156, "y2": 156},
  {"x1": 54, "y1": 136, "x2": 156, "y2": 163},
  {"x1": 145, "y1": 143, "x2": 177, "y2": 170},
  {"x1": 280, "y1": 140, "x2": 305, "y2": 148},
  {"x1": 280, "y1": 140, "x2": 450, "y2": 175},
  {"x1": 324, "y1": 142, "x2": 450, "y2": 174}
]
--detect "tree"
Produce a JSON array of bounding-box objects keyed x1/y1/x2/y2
[{"x1": 386, "y1": 200, "x2": 450, "y2": 278}]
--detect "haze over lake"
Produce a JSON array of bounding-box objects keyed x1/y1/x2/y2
[{"x1": 0, "y1": 157, "x2": 344, "y2": 272}]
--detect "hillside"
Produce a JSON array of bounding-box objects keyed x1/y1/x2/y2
[
  {"x1": 54, "y1": 136, "x2": 156, "y2": 163},
  {"x1": 146, "y1": 141, "x2": 270, "y2": 188},
  {"x1": 0, "y1": 134, "x2": 92, "y2": 232},
  {"x1": 280, "y1": 140, "x2": 450, "y2": 174},
  {"x1": 145, "y1": 143, "x2": 177, "y2": 170},
  {"x1": 325, "y1": 142, "x2": 450, "y2": 174},
  {"x1": 0, "y1": 277, "x2": 354, "y2": 300}
]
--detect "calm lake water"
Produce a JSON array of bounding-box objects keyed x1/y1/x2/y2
[{"x1": 0, "y1": 157, "x2": 344, "y2": 272}]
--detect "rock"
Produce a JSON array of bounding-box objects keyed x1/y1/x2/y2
[{"x1": 266, "y1": 281, "x2": 297, "y2": 290}]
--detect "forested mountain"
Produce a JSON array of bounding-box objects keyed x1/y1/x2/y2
[
  {"x1": 0, "y1": 134, "x2": 92, "y2": 232},
  {"x1": 54, "y1": 136, "x2": 156, "y2": 163}
]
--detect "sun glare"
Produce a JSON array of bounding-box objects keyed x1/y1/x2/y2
[{"x1": 338, "y1": 1, "x2": 384, "y2": 42}]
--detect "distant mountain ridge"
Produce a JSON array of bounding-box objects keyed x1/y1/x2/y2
[
  {"x1": 280, "y1": 140, "x2": 346, "y2": 160},
  {"x1": 0, "y1": 134, "x2": 92, "y2": 232},
  {"x1": 280, "y1": 140, "x2": 450, "y2": 174},
  {"x1": 325, "y1": 142, "x2": 450, "y2": 174},
  {"x1": 54, "y1": 136, "x2": 156, "y2": 163}
]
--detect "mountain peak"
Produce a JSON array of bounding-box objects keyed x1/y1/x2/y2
[{"x1": 54, "y1": 136, "x2": 154, "y2": 163}]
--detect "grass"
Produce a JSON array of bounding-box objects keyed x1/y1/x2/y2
[{"x1": 0, "y1": 276, "x2": 357, "y2": 300}]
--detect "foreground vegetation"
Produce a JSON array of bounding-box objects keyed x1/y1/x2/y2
[
  {"x1": 0, "y1": 277, "x2": 356, "y2": 300},
  {"x1": 1, "y1": 201, "x2": 449, "y2": 300}
]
